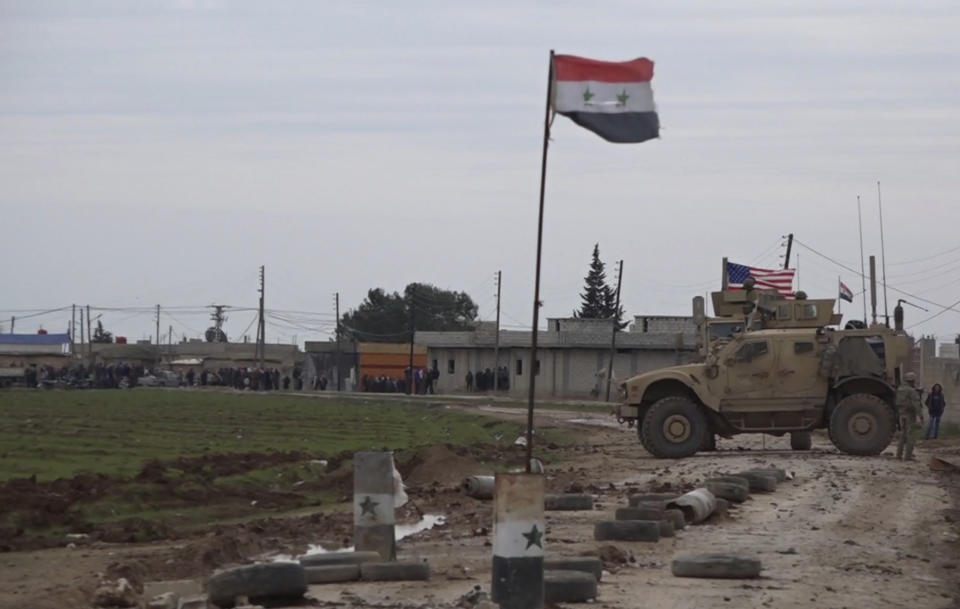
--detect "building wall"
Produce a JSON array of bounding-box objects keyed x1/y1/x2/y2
[{"x1": 427, "y1": 346, "x2": 684, "y2": 400}]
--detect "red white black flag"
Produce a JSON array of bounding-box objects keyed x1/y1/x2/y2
[
  {"x1": 839, "y1": 279, "x2": 854, "y2": 303},
  {"x1": 552, "y1": 54, "x2": 659, "y2": 143}
]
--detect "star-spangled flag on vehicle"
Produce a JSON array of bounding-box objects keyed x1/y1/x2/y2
[
  {"x1": 551, "y1": 54, "x2": 659, "y2": 143},
  {"x1": 727, "y1": 262, "x2": 796, "y2": 297},
  {"x1": 839, "y1": 279, "x2": 854, "y2": 303}
]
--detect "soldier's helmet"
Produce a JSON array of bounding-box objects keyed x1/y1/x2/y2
[{"x1": 904, "y1": 372, "x2": 917, "y2": 383}]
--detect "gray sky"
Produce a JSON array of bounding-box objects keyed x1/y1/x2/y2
[{"x1": 2, "y1": 0, "x2": 959, "y2": 345}]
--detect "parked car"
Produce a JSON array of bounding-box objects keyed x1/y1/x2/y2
[{"x1": 137, "y1": 370, "x2": 181, "y2": 387}]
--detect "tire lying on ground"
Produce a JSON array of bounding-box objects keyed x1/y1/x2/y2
[
  {"x1": 359, "y1": 561, "x2": 430, "y2": 582},
  {"x1": 628, "y1": 494, "x2": 676, "y2": 509},
  {"x1": 671, "y1": 554, "x2": 762, "y2": 579},
  {"x1": 545, "y1": 494, "x2": 594, "y2": 511},
  {"x1": 733, "y1": 471, "x2": 778, "y2": 492},
  {"x1": 664, "y1": 509, "x2": 686, "y2": 530},
  {"x1": 658, "y1": 520, "x2": 676, "y2": 538},
  {"x1": 704, "y1": 480, "x2": 749, "y2": 503},
  {"x1": 790, "y1": 431, "x2": 812, "y2": 451},
  {"x1": 708, "y1": 476, "x2": 750, "y2": 492},
  {"x1": 748, "y1": 467, "x2": 788, "y2": 482},
  {"x1": 594, "y1": 520, "x2": 660, "y2": 542},
  {"x1": 543, "y1": 557, "x2": 603, "y2": 582},
  {"x1": 299, "y1": 550, "x2": 382, "y2": 567},
  {"x1": 544, "y1": 570, "x2": 598, "y2": 603},
  {"x1": 207, "y1": 562, "x2": 307, "y2": 608},
  {"x1": 710, "y1": 498, "x2": 730, "y2": 519},
  {"x1": 304, "y1": 564, "x2": 360, "y2": 584},
  {"x1": 615, "y1": 506, "x2": 664, "y2": 521}
]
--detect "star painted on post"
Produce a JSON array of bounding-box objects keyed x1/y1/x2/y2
[
  {"x1": 582, "y1": 87, "x2": 595, "y2": 105},
  {"x1": 616, "y1": 89, "x2": 630, "y2": 106},
  {"x1": 359, "y1": 495, "x2": 378, "y2": 517},
  {"x1": 522, "y1": 524, "x2": 543, "y2": 550}
]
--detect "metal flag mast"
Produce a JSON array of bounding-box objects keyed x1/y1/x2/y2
[
  {"x1": 857, "y1": 195, "x2": 868, "y2": 325},
  {"x1": 525, "y1": 50, "x2": 555, "y2": 472}
]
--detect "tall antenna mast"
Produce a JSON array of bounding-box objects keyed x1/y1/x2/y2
[
  {"x1": 877, "y1": 181, "x2": 890, "y2": 327},
  {"x1": 857, "y1": 195, "x2": 868, "y2": 325}
]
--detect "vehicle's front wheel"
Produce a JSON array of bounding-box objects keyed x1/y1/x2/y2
[
  {"x1": 828, "y1": 393, "x2": 895, "y2": 456},
  {"x1": 640, "y1": 396, "x2": 707, "y2": 458}
]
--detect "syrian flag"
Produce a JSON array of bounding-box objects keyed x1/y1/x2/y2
[
  {"x1": 839, "y1": 279, "x2": 854, "y2": 303},
  {"x1": 552, "y1": 54, "x2": 659, "y2": 143}
]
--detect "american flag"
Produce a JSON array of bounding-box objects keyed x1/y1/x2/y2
[{"x1": 727, "y1": 262, "x2": 795, "y2": 297}]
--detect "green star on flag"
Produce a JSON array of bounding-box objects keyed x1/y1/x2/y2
[
  {"x1": 359, "y1": 496, "x2": 378, "y2": 517},
  {"x1": 522, "y1": 524, "x2": 543, "y2": 550},
  {"x1": 616, "y1": 89, "x2": 630, "y2": 106},
  {"x1": 582, "y1": 87, "x2": 595, "y2": 105}
]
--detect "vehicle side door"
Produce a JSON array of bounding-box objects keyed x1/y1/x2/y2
[
  {"x1": 774, "y1": 339, "x2": 828, "y2": 405},
  {"x1": 720, "y1": 338, "x2": 776, "y2": 409}
]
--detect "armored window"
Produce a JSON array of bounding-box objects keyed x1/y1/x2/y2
[
  {"x1": 777, "y1": 304, "x2": 792, "y2": 320},
  {"x1": 447, "y1": 359, "x2": 455, "y2": 374},
  {"x1": 794, "y1": 342, "x2": 814, "y2": 354},
  {"x1": 795, "y1": 303, "x2": 818, "y2": 320},
  {"x1": 733, "y1": 341, "x2": 769, "y2": 363}
]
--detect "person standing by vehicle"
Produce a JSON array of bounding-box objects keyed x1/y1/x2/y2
[
  {"x1": 925, "y1": 383, "x2": 946, "y2": 440},
  {"x1": 895, "y1": 372, "x2": 924, "y2": 460}
]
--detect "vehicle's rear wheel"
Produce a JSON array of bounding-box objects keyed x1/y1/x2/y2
[
  {"x1": 790, "y1": 431, "x2": 812, "y2": 451},
  {"x1": 640, "y1": 396, "x2": 707, "y2": 459},
  {"x1": 828, "y1": 393, "x2": 895, "y2": 456}
]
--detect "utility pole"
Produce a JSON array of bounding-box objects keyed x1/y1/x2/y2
[
  {"x1": 168, "y1": 325, "x2": 173, "y2": 346},
  {"x1": 408, "y1": 286, "x2": 416, "y2": 395},
  {"x1": 86, "y1": 305, "x2": 92, "y2": 361},
  {"x1": 155, "y1": 304, "x2": 161, "y2": 346},
  {"x1": 71, "y1": 304, "x2": 76, "y2": 354},
  {"x1": 79, "y1": 311, "x2": 84, "y2": 345},
  {"x1": 605, "y1": 260, "x2": 624, "y2": 402},
  {"x1": 335, "y1": 292, "x2": 342, "y2": 391},
  {"x1": 783, "y1": 233, "x2": 794, "y2": 269},
  {"x1": 877, "y1": 181, "x2": 890, "y2": 327},
  {"x1": 9, "y1": 316, "x2": 14, "y2": 333},
  {"x1": 493, "y1": 271, "x2": 502, "y2": 391},
  {"x1": 256, "y1": 266, "x2": 265, "y2": 368}
]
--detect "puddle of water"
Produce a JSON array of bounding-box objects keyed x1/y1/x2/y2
[{"x1": 271, "y1": 514, "x2": 446, "y2": 562}]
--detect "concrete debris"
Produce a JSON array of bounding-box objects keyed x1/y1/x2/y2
[
  {"x1": 146, "y1": 591, "x2": 178, "y2": 609},
  {"x1": 93, "y1": 577, "x2": 140, "y2": 608}
]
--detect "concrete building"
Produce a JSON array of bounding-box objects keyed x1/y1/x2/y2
[
  {"x1": 303, "y1": 341, "x2": 427, "y2": 391},
  {"x1": 416, "y1": 316, "x2": 696, "y2": 399},
  {"x1": 915, "y1": 337, "x2": 960, "y2": 426},
  {"x1": 0, "y1": 333, "x2": 72, "y2": 368}
]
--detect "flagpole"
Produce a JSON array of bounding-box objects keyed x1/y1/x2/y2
[{"x1": 525, "y1": 49, "x2": 554, "y2": 473}]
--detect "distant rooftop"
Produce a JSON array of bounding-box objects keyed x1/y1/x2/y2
[{"x1": 0, "y1": 333, "x2": 70, "y2": 345}]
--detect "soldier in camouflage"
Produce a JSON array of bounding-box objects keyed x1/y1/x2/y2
[{"x1": 895, "y1": 372, "x2": 924, "y2": 460}]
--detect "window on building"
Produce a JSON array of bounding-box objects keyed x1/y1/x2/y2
[
  {"x1": 447, "y1": 359, "x2": 455, "y2": 374},
  {"x1": 535, "y1": 359, "x2": 541, "y2": 375},
  {"x1": 516, "y1": 359, "x2": 523, "y2": 376}
]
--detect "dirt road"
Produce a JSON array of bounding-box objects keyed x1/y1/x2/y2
[
  {"x1": 309, "y1": 406, "x2": 959, "y2": 609},
  {"x1": 1, "y1": 403, "x2": 957, "y2": 609}
]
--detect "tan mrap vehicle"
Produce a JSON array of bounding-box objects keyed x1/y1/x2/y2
[{"x1": 616, "y1": 319, "x2": 911, "y2": 458}]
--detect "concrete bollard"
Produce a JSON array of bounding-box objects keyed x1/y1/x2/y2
[
  {"x1": 492, "y1": 473, "x2": 544, "y2": 609},
  {"x1": 354, "y1": 452, "x2": 397, "y2": 561},
  {"x1": 463, "y1": 475, "x2": 495, "y2": 499}
]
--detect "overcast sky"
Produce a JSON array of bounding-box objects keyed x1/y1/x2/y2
[{"x1": 2, "y1": 0, "x2": 959, "y2": 345}]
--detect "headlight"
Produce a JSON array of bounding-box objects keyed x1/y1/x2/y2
[{"x1": 617, "y1": 383, "x2": 628, "y2": 400}]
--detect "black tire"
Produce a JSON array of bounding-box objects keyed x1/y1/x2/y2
[
  {"x1": 704, "y1": 481, "x2": 749, "y2": 503},
  {"x1": 828, "y1": 393, "x2": 895, "y2": 456},
  {"x1": 359, "y1": 561, "x2": 430, "y2": 582},
  {"x1": 544, "y1": 494, "x2": 594, "y2": 511},
  {"x1": 658, "y1": 520, "x2": 676, "y2": 538},
  {"x1": 544, "y1": 570, "x2": 598, "y2": 603},
  {"x1": 615, "y1": 506, "x2": 664, "y2": 521},
  {"x1": 594, "y1": 520, "x2": 660, "y2": 542},
  {"x1": 733, "y1": 471, "x2": 778, "y2": 492},
  {"x1": 640, "y1": 396, "x2": 707, "y2": 459},
  {"x1": 699, "y1": 432, "x2": 717, "y2": 452},
  {"x1": 207, "y1": 562, "x2": 307, "y2": 608},
  {"x1": 627, "y1": 493, "x2": 677, "y2": 508},
  {"x1": 790, "y1": 431, "x2": 812, "y2": 451},
  {"x1": 664, "y1": 508, "x2": 687, "y2": 530},
  {"x1": 671, "y1": 554, "x2": 762, "y2": 579},
  {"x1": 304, "y1": 564, "x2": 360, "y2": 584},
  {"x1": 299, "y1": 550, "x2": 382, "y2": 567},
  {"x1": 708, "y1": 476, "x2": 750, "y2": 492},
  {"x1": 543, "y1": 557, "x2": 603, "y2": 582}
]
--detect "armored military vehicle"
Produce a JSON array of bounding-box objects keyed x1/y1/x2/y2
[{"x1": 616, "y1": 277, "x2": 912, "y2": 458}]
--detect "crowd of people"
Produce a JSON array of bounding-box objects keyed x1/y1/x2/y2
[
  {"x1": 361, "y1": 366, "x2": 439, "y2": 394},
  {"x1": 183, "y1": 366, "x2": 307, "y2": 391},
  {"x1": 465, "y1": 366, "x2": 510, "y2": 392}
]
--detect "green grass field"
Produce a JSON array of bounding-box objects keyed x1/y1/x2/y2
[{"x1": 0, "y1": 388, "x2": 565, "y2": 545}]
